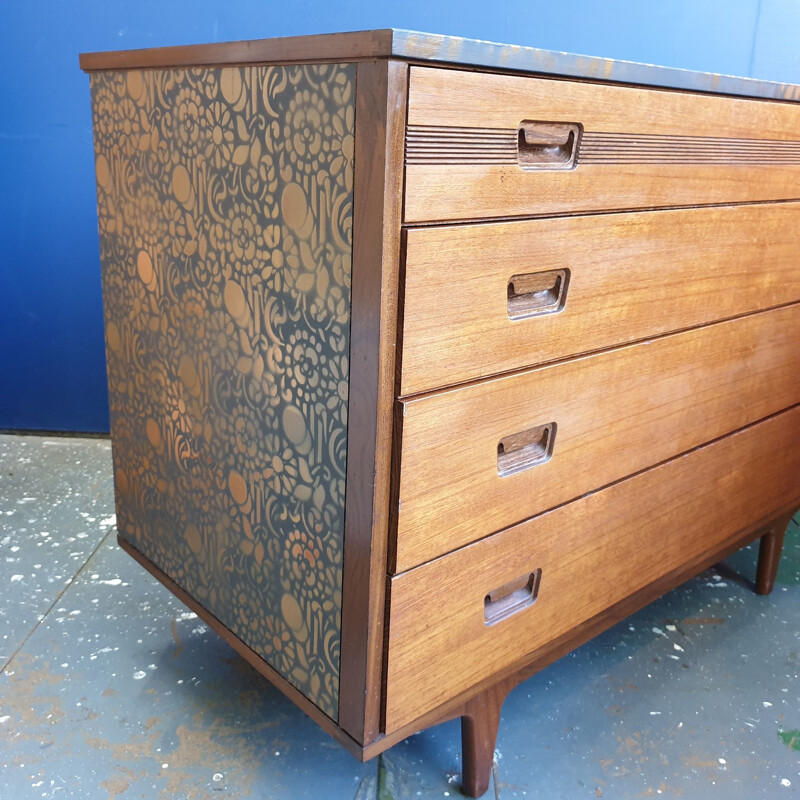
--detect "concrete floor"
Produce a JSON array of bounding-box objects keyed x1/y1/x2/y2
[{"x1": 1, "y1": 433, "x2": 799, "y2": 800}]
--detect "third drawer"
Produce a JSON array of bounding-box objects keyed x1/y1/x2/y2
[
  {"x1": 393, "y1": 304, "x2": 800, "y2": 571},
  {"x1": 400, "y1": 202, "x2": 800, "y2": 396}
]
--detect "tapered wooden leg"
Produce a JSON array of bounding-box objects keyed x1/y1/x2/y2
[
  {"x1": 755, "y1": 513, "x2": 793, "y2": 595},
  {"x1": 460, "y1": 685, "x2": 504, "y2": 798}
]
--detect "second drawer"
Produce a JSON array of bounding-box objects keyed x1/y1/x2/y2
[
  {"x1": 394, "y1": 304, "x2": 800, "y2": 571},
  {"x1": 400, "y1": 202, "x2": 800, "y2": 396}
]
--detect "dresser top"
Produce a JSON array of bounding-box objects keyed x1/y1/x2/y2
[{"x1": 80, "y1": 28, "x2": 800, "y2": 102}]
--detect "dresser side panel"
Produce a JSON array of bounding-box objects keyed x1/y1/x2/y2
[{"x1": 90, "y1": 63, "x2": 356, "y2": 720}]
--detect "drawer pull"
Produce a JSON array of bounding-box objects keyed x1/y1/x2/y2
[
  {"x1": 517, "y1": 121, "x2": 581, "y2": 170},
  {"x1": 484, "y1": 569, "x2": 542, "y2": 626},
  {"x1": 497, "y1": 422, "x2": 557, "y2": 476},
  {"x1": 507, "y1": 269, "x2": 570, "y2": 319}
]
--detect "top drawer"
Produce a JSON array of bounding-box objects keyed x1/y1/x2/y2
[{"x1": 404, "y1": 67, "x2": 800, "y2": 223}]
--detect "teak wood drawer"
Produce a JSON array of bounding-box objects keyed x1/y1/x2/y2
[
  {"x1": 405, "y1": 66, "x2": 800, "y2": 222},
  {"x1": 82, "y1": 29, "x2": 800, "y2": 798},
  {"x1": 401, "y1": 203, "x2": 800, "y2": 395}
]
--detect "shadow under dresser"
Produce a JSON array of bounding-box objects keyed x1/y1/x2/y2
[{"x1": 80, "y1": 29, "x2": 800, "y2": 797}]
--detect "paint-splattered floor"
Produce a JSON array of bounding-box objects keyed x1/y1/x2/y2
[{"x1": 1, "y1": 433, "x2": 799, "y2": 800}]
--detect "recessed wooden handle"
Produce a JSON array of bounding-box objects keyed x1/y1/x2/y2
[
  {"x1": 497, "y1": 422, "x2": 557, "y2": 476},
  {"x1": 508, "y1": 269, "x2": 570, "y2": 319},
  {"x1": 517, "y1": 121, "x2": 582, "y2": 170},
  {"x1": 484, "y1": 569, "x2": 542, "y2": 626}
]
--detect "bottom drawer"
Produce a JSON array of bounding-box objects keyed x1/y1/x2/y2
[{"x1": 384, "y1": 405, "x2": 800, "y2": 732}]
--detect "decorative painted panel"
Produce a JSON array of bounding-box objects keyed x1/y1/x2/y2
[{"x1": 90, "y1": 63, "x2": 355, "y2": 719}]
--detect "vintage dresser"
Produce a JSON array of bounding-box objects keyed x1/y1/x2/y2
[{"x1": 81, "y1": 30, "x2": 800, "y2": 796}]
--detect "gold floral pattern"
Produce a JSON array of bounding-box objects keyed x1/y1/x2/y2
[{"x1": 90, "y1": 63, "x2": 355, "y2": 720}]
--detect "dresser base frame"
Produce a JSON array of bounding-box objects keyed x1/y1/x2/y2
[{"x1": 120, "y1": 504, "x2": 796, "y2": 797}]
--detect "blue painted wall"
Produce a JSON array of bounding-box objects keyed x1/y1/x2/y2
[{"x1": 3, "y1": 0, "x2": 800, "y2": 432}]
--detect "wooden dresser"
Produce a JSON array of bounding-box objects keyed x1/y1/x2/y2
[{"x1": 81, "y1": 30, "x2": 800, "y2": 796}]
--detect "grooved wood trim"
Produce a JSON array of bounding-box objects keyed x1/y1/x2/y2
[
  {"x1": 399, "y1": 202, "x2": 800, "y2": 396},
  {"x1": 579, "y1": 132, "x2": 800, "y2": 164},
  {"x1": 337, "y1": 60, "x2": 408, "y2": 745},
  {"x1": 395, "y1": 304, "x2": 800, "y2": 571},
  {"x1": 117, "y1": 535, "x2": 365, "y2": 760},
  {"x1": 406, "y1": 124, "x2": 800, "y2": 165},
  {"x1": 406, "y1": 125, "x2": 517, "y2": 164},
  {"x1": 386, "y1": 406, "x2": 800, "y2": 730},
  {"x1": 367, "y1": 503, "x2": 798, "y2": 758},
  {"x1": 405, "y1": 67, "x2": 800, "y2": 221}
]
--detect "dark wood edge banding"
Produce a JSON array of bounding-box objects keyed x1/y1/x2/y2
[
  {"x1": 385, "y1": 403, "x2": 405, "y2": 608},
  {"x1": 362, "y1": 501, "x2": 800, "y2": 757},
  {"x1": 385, "y1": 231, "x2": 409, "y2": 578},
  {"x1": 116, "y1": 535, "x2": 366, "y2": 761},
  {"x1": 337, "y1": 59, "x2": 408, "y2": 745},
  {"x1": 80, "y1": 29, "x2": 394, "y2": 72}
]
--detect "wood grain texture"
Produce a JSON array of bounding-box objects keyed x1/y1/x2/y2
[
  {"x1": 80, "y1": 30, "x2": 394, "y2": 71},
  {"x1": 405, "y1": 67, "x2": 800, "y2": 221},
  {"x1": 395, "y1": 305, "x2": 800, "y2": 570},
  {"x1": 117, "y1": 536, "x2": 365, "y2": 760},
  {"x1": 385, "y1": 406, "x2": 800, "y2": 730},
  {"x1": 406, "y1": 162, "x2": 800, "y2": 222},
  {"x1": 337, "y1": 60, "x2": 408, "y2": 745},
  {"x1": 400, "y1": 202, "x2": 800, "y2": 395},
  {"x1": 408, "y1": 66, "x2": 800, "y2": 140},
  {"x1": 365, "y1": 505, "x2": 797, "y2": 758}
]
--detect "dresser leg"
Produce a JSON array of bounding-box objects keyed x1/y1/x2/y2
[
  {"x1": 755, "y1": 513, "x2": 794, "y2": 595},
  {"x1": 460, "y1": 686, "x2": 504, "y2": 798}
]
